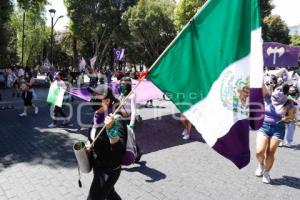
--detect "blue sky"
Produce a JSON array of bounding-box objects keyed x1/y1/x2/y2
[{"x1": 46, "y1": 0, "x2": 300, "y2": 31}]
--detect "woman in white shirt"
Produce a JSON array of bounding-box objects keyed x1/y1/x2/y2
[
  {"x1": 119, "y1": 77, "x2": 136, "y2": 128},
  {"x1": 119, "y1": 76, "x2": 142, "y2": 162}
]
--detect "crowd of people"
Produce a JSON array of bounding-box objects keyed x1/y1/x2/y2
[
  {"x1": 1, "y1": 64, "x2": 299, "y2": 197},
  {"x1": 0, "y1": 66, "x2": 39, "y2": 116}
]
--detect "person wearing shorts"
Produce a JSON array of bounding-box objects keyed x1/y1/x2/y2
[
  {"x1": 255, "y1": 83, "x2": 296, "y2": 184},
  {"x1": 19, "y1": 82, "x2": 38, "y2": 117}
]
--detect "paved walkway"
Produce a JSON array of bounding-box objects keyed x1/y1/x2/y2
[{"x1": 0, "y1": 89, "x2": 300, "y2": 200}]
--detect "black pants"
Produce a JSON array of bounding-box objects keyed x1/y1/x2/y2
[
  {"x1": 87, "y1": 167, "x2": 122, "y2": 200},
  {"x1": 53, "y1": 106, "x2": 66, "y2": 124}
]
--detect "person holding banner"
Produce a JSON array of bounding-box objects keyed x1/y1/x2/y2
[
  {"x1": 86, "y1": 85, "x2": 126, "y2": 200},
  {"x1": 48, "y1": 72, "x2": 69, "y2": 127}
]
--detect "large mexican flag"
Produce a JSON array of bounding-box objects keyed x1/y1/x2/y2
[{"x1": 148, "y1": 0, "x2": 264, "y2": 169}]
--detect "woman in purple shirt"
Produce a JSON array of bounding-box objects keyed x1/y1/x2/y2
[{"x1": 255, "y1": 82, "x2": 296, "y2": 184}]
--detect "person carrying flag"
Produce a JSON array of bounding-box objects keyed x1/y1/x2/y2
[
  {"x1": 48, "y1": 72, "x2": 69, "y2": 127},
  {"x1": 86, "y1": 85, "x2": 126, "y2": 200}
]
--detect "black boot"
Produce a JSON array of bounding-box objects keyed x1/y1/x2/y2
[{"x1": 135, "y1": 145, "x2": 143, "y2": 163}]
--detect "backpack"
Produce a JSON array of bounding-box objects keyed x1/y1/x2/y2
[{"x1": 121, "y1": 124, "x2": 138, "y2": 166}]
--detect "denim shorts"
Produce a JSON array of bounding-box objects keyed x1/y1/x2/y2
[{"x1": 258, "y1": 122, "x2": 285, "y2": 140}]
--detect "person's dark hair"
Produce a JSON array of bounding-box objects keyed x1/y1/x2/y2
[
  {"x1": 88, "y1": 85, "x2": 119, "y2": 107},
  {"x1": 120, "y1": 76, "x2": 132, "y2": 96},
  {"x1": 105, "y1": 88, "x2": 119, "y2": 107},
  {"x1": 282, "y1": 84, "x2": 290, "y2": 95},
  {"x1": 270, "y1": 75, "x2": 278, "y2": 88}
]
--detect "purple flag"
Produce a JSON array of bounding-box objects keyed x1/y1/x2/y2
[
  {"x1": 113, "y1": 48, "x2": 125, "y2": 61},
  {"x1": 108, "y1": 81, "x2": 120, "y2": 96},
  {"x1": 90, "y1": 56, "x2": 97, "y2": 69},
  {"x1": 132, "y1": 79, "x2": 164, "y2": 103},
  {"x1": 66, "y1": 88, "x2": 91, "y2": 102},
  {"x1": 263, "y1": 42, "x2": 300, "y2": 67},
  {"x1": 66, "y1": 83, "x2": 120, "y2": 102},
  {"x1": 78, "y1": 57, "x2": 86, "y2": 71},
  {"x1": 66, "y1": 80, "x2": 163, "y2": 104}
]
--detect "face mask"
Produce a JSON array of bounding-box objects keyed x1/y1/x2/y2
[
  {"x1": 90, "y1": 98, "x2": 102, "y2": 111},
  {"x1": 120, "y1": 85, "x2": 127, "y2": 95}
]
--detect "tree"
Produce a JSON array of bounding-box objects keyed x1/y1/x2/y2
[
  {"x1": 260, "y1": 0, "x2": 274, "y2": 19},
  {"x1": 173, "y1": 0, "x2": 206, "y2": 30},
  {"x1": 17, "y1": 0, "x2": 47, "y2": 12},
  {"x1": 112, "y1": 0, "x2": 137, "y2": 11},
  {"x1": 123, "y1": 0, "x2": 176, "y2": 67},
  {"x1": 10, "y1": 7, "x2": 48, "y2": 67},
  {"x1": 262, "y1": 15, "x2": 290, "y2": 44},
  {"x1": 0, "y1": 0, "x2": 14, "y2": 66},
  {"x1": 65, "y1": 0, "x2": 127, "y2": 68},
  {"x1": 290, "y1": 35, "x2": 300, "y2": 47}
]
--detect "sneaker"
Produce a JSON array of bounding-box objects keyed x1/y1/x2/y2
[
  {"x1": 262, "y1": 171, "x2": 271, "y2": 184},
  {"x1": 182, "y1": 133, "x2": 190, "y2": 140},
  {"x1": 285, "y1": 142, "x2": 293, "y2": 148},
  {"x1": 34, "y1": 107, "x2": 39, "y2": 114},
  {"x1": 19, "y1": 112, "x2": 27, "y2": 117},
  {"x1": 48, "y1": 123, "x2": 57, "y2": 128},
  {"x1": 181, "y1": 129, "x2": 188, "y2": 136},
  {"x1": 255, "y1": 163, "x2": 264, "y2": 177},
  {"x1": 278, "y1": 141, "x2": 283, "y2": 147}
]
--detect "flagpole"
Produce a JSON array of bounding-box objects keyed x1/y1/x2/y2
[{"x1": 90, "y1": 1, "x2": 211, "y2": 147}]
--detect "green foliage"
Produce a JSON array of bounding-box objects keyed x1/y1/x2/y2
[
  {"x1": 10, "y1": 7, "x2": 48, "y2": 67},
  {"x1": 1, "y1": 0, "x2": 289, "y2": 69},
  {"x1": 173, "y1": 0, "x2": 206, "y2": 30},
  {"x1": 112, "y1": 0, "x2": 137, "y2": 11},
  {"x1": 260, "y1": 0, "x2": 274, "y2": 19},
  {"x1": 0, "y1": 0, "x2": 14, "y2": 66},
  {"x1": 123, "y1": 0, "x2": 176, "y2": 67},
  {"x1": 290, "y1": 35, "x2": 300, "y2": 47},
  {"x1": 65, "y1": 0, "x2": 126, "y2": 67},
  {"x1": 262, "y1": 15, "x2": 290, "y2": 44},
  {"x1": 17, "y1": 0, "x2": 47, "y2": 13}
]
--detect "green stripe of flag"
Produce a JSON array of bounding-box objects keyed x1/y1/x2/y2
[
  {"x1": 148, "y1": 0, "x2": 254, "y2": 112},
  {"x1": 251, "y1": 0, "x2": 261, "y2": 30}
]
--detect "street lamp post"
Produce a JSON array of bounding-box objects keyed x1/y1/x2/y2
[{"x1": 48, "y1": 9, "x2": 63, "y2": 66}]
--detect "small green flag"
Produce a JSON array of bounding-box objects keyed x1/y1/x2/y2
[{"x1": 47, "y1": 81, "x2": 65, "y2": 107}]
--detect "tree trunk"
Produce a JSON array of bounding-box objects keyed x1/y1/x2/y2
[
  {"x1": 98, "y1": 39, "x2": 111, "y2": 69},
  {"x1": 72, "y1": 35, "x2": 78, "y2": 70}
]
